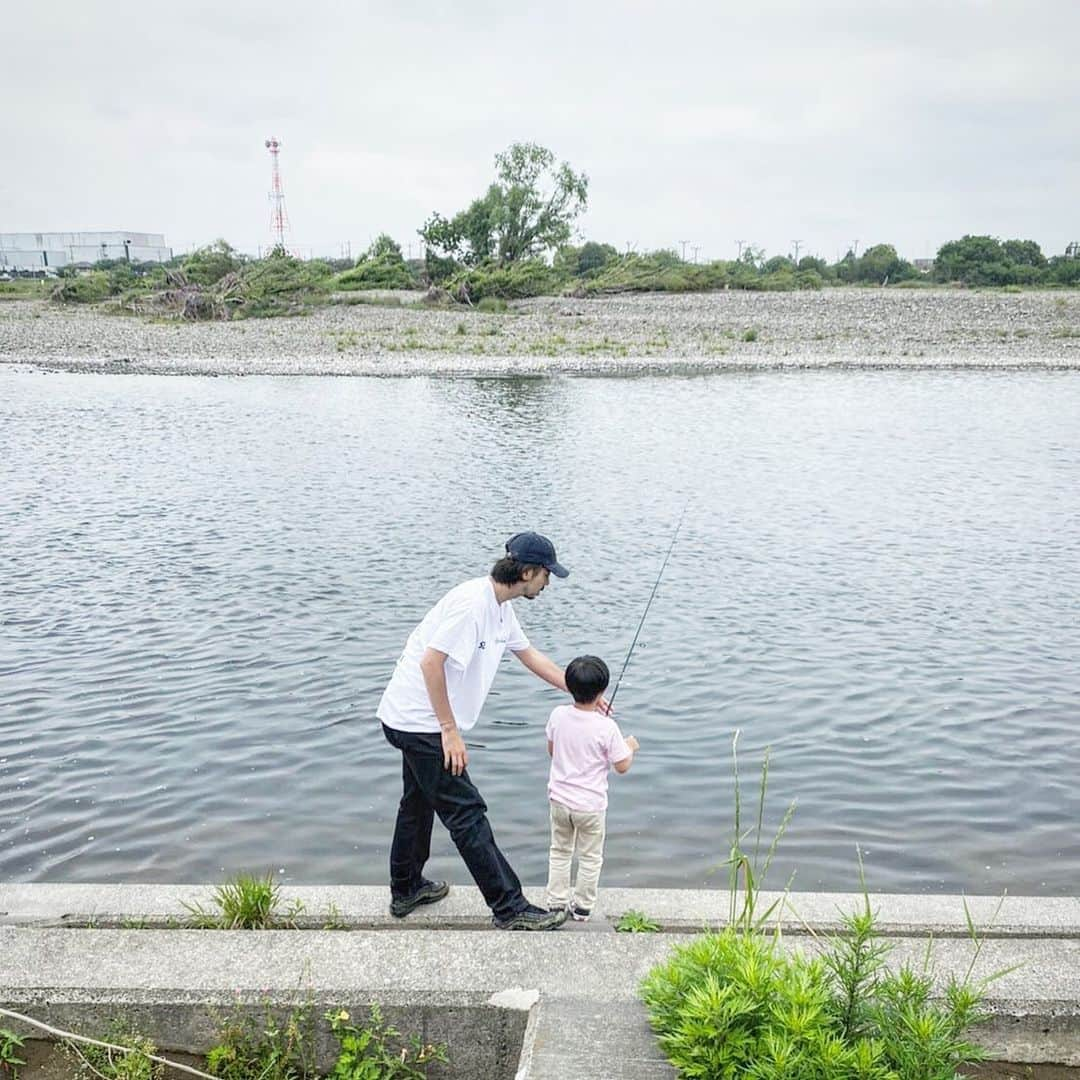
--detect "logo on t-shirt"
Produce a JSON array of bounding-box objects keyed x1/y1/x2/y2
[{"x1": 478, "y1": 641, "x2": 486, "y2": 650}]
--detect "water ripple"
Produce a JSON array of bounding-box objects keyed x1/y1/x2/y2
[{"x1": 1, "y1": 369, "x2": 1079, "y2": 893}]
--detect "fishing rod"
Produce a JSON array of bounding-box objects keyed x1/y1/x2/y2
[{"x1": 607, "y1": 501, "x2": 689, "y2": 711}]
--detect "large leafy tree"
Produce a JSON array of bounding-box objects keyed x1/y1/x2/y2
[
  {"x1": 1001, "y1": 239, "x2": 1047, "y2": 268},
  {"x1": 934, "y1": 235, "x2": 1009, "y2": 285},
  {"x1": 420, "y1": 143, "x2": 588, "y2": 270}
]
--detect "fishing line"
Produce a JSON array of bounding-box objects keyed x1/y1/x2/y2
[{"x1": 608, "y1": 501, "x2": 689, "y2": 711}]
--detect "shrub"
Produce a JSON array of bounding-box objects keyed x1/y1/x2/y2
[
  {"x1": 640, "y1": 735, "x2": 998, "y2": 1080},
  {"x1": 760, "y1": 270, "x2": 795, "y2": 292},
  {"x1": 794, "y1": 270, "x2": 824, "y2": 291},
  {"x1": 585, "y1": 253, "x2": 694, "y2": 294},
  {"x1": 337, "y1": 256, "x2": 416, "y2": 291},
  {"x1": 447, "y1": 259, "x2": 555, "y2": 301},
  {"x1": 337, "y1": 234, "x2": 418, "y2": 291},
  {"x1": 50, "y1": 271, "x2": 111, "y2": 303},
  {"x1": 183, "y1": 241, "x2": 245, "y2": 286},
  {"x1": 234, "y1": 255, "x2": 332, "y2": 318},
  {"x1": 642, "y1": 911, "x2": 990, "y2": 1080}
]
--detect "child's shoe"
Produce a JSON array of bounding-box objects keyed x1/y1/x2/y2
[{"x1": 570, "y1": 904, "x2": 591, "y2": 922}]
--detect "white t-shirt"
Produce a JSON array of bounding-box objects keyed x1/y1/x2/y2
[{"x1": 377, "y1": 577, "x2": 530, "y2": 733}]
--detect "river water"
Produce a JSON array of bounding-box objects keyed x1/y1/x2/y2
[{"x1": 1, "y1": 367, "x2": 1077, "y2": 895}]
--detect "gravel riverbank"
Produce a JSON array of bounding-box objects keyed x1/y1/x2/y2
[{"x1": 2, "y1": 288, "x2": 1079, "y2": 375}]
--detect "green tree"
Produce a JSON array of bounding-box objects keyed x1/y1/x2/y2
[
  {"x1": 420, "y1": 142, "x2": 588, "y2": 272},
  {"x1": 577, "y1": 240, "x2": 619, "y2": 274},
  {"x1": 553, "y1": 240, "x2": 618, "y2": 278},
  {"x1": 853, "y1": 243, "x2": 917, "y2": 284},
  {"x1": 832, "y1": 249, "x2": 858, "y2": 282},
  {"x1": 797, "y1": 255, "x2": 830, "y2": 276},
  {"x1": 1001, "y1": 238, "x2": 1047, "y2": 268},
  {"x1": 367, "y1": 233, "x2": 403, "y2": 260},
  {"x1": 1048, "y1": 254, "x2": 1080, "y2": 285},
  {"x1": 762, "y1": 255, "x2": 795, "y2": 274},
  {"x1": 934, "y1": 235, "x2": 1010, "y2": 285}
]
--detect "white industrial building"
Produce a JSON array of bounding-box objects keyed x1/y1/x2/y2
[{"x1": 0, "y1": 231, "x2": 173, "y2": 273}]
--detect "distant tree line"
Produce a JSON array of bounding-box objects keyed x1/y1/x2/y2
[
  {"x1": 45, "y1": 141, "x2": 1080, "y2": 310},
  {"x1": 387, "y1": 142, "x2": 1079, "y2": 297}
]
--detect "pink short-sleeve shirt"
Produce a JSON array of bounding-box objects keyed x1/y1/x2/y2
[{"x1": 546, "y1": 704, "x2": 632, "y2": 812}]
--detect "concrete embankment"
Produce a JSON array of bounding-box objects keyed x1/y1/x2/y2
[{"x1": 2, "y1": 885, "x2": 1079, "y2": 1077}]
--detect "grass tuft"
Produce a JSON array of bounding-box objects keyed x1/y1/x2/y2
[{"x1": 183, "y1": 872, "x2": 283, "y2": 929}]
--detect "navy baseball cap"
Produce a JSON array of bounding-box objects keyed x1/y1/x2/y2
[{"x1": 505, "y1": 531, "x2": 569, "y2": 578}]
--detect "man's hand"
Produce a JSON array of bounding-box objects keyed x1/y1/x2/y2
[
  {"x1": 442, "y1": 727, "x2": 468, "y2": 776},
  {"x1": 626, "y1": 735, "x2": 640, "y2": 752},
  {"x1": 597, "y1": 695, "x2": 613, "y2": 716}
]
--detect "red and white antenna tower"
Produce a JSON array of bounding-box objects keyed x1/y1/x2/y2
[{"x1": 264, "y1": 136, "x2": 291, "y2": 252}]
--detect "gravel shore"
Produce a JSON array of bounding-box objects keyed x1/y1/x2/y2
[{"x1": 2, "y1": 288, "x2": 1078, "y2": 376}]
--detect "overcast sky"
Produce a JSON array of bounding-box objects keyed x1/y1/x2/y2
[{"x1": 4, "y1": 1, "x2": 1078, "y2": 263}]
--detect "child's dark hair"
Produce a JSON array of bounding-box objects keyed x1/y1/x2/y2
[{"x1": 565, "y1": 655, "x2": 610, "y2": 705}]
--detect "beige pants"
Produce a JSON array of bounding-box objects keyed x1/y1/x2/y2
[{"x1": 545, "y1": 800, "x2": 606, "y2": 910}]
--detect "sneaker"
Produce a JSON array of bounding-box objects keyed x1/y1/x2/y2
[
  {"x1": 389, "y1": 879, "x2": 450, "y2": 918},
  {"x1": 492, "y1": 903, "x2": 569, "y2": 931},
  {"x1": 570, "y1": 905, "x2": 592, "y2": 922}
]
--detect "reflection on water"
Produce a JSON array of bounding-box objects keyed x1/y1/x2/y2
[{"x1": 1, "y1": 369, "x2": 1079, "y2": 894}]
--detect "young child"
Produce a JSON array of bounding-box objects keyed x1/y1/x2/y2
[{"x1": 544, "y1": 655, "x2": 639, "y2": 921}]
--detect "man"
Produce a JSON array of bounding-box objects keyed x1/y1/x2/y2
[{"x1": 377, "y1": 531, "x2": 575, "y2": 930}]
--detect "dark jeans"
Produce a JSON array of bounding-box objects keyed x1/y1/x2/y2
[{"x1": 382, "y1": 723, "x2": 528, "y2": 921}]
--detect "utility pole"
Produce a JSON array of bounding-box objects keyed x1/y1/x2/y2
[
  {"x1": 735, "y1": 239, "x2": 746, "y2": 260},
  {"x1": 792, "y1": 240, "x2": 802, "y2": 265},
  {"x1": 679, "y1": 239, "x2": 689, "y2": 261},
  {"x1": 691, "y1": 245, "x2": 701, "y2": 264},
  {"x1": 853, "y1": 239, "x2": 860, "y2": 258}
]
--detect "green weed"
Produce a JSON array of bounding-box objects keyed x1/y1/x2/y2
[
  {"x1": 0, "y1": 1028, "x2": 25, "y2": 1078},
  {"x1": 183, "y1": 872, "x2": 283, "y2": 929},
  {"x1": 328, "y1": 330, "x2": 361, "y2": 352},
  {"x1": 326, "y1": 1004, "x2": 448, "y2": 1078},
  {"x1": 640, "y1": 735, "x2": 1008, "y2": 1079},
  {"x1": 322, "y1": 901, "x2": 348, "y2": 931},
  {"x1": 206, "y1": 999, "x2": 315, "y2": 1080},
  {"x1": 616, "y1": 910, "x2": 660, "y2": 934},
  {"x1": 60, "y1": 1020, "x2": 161, "y2": 1080}
]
